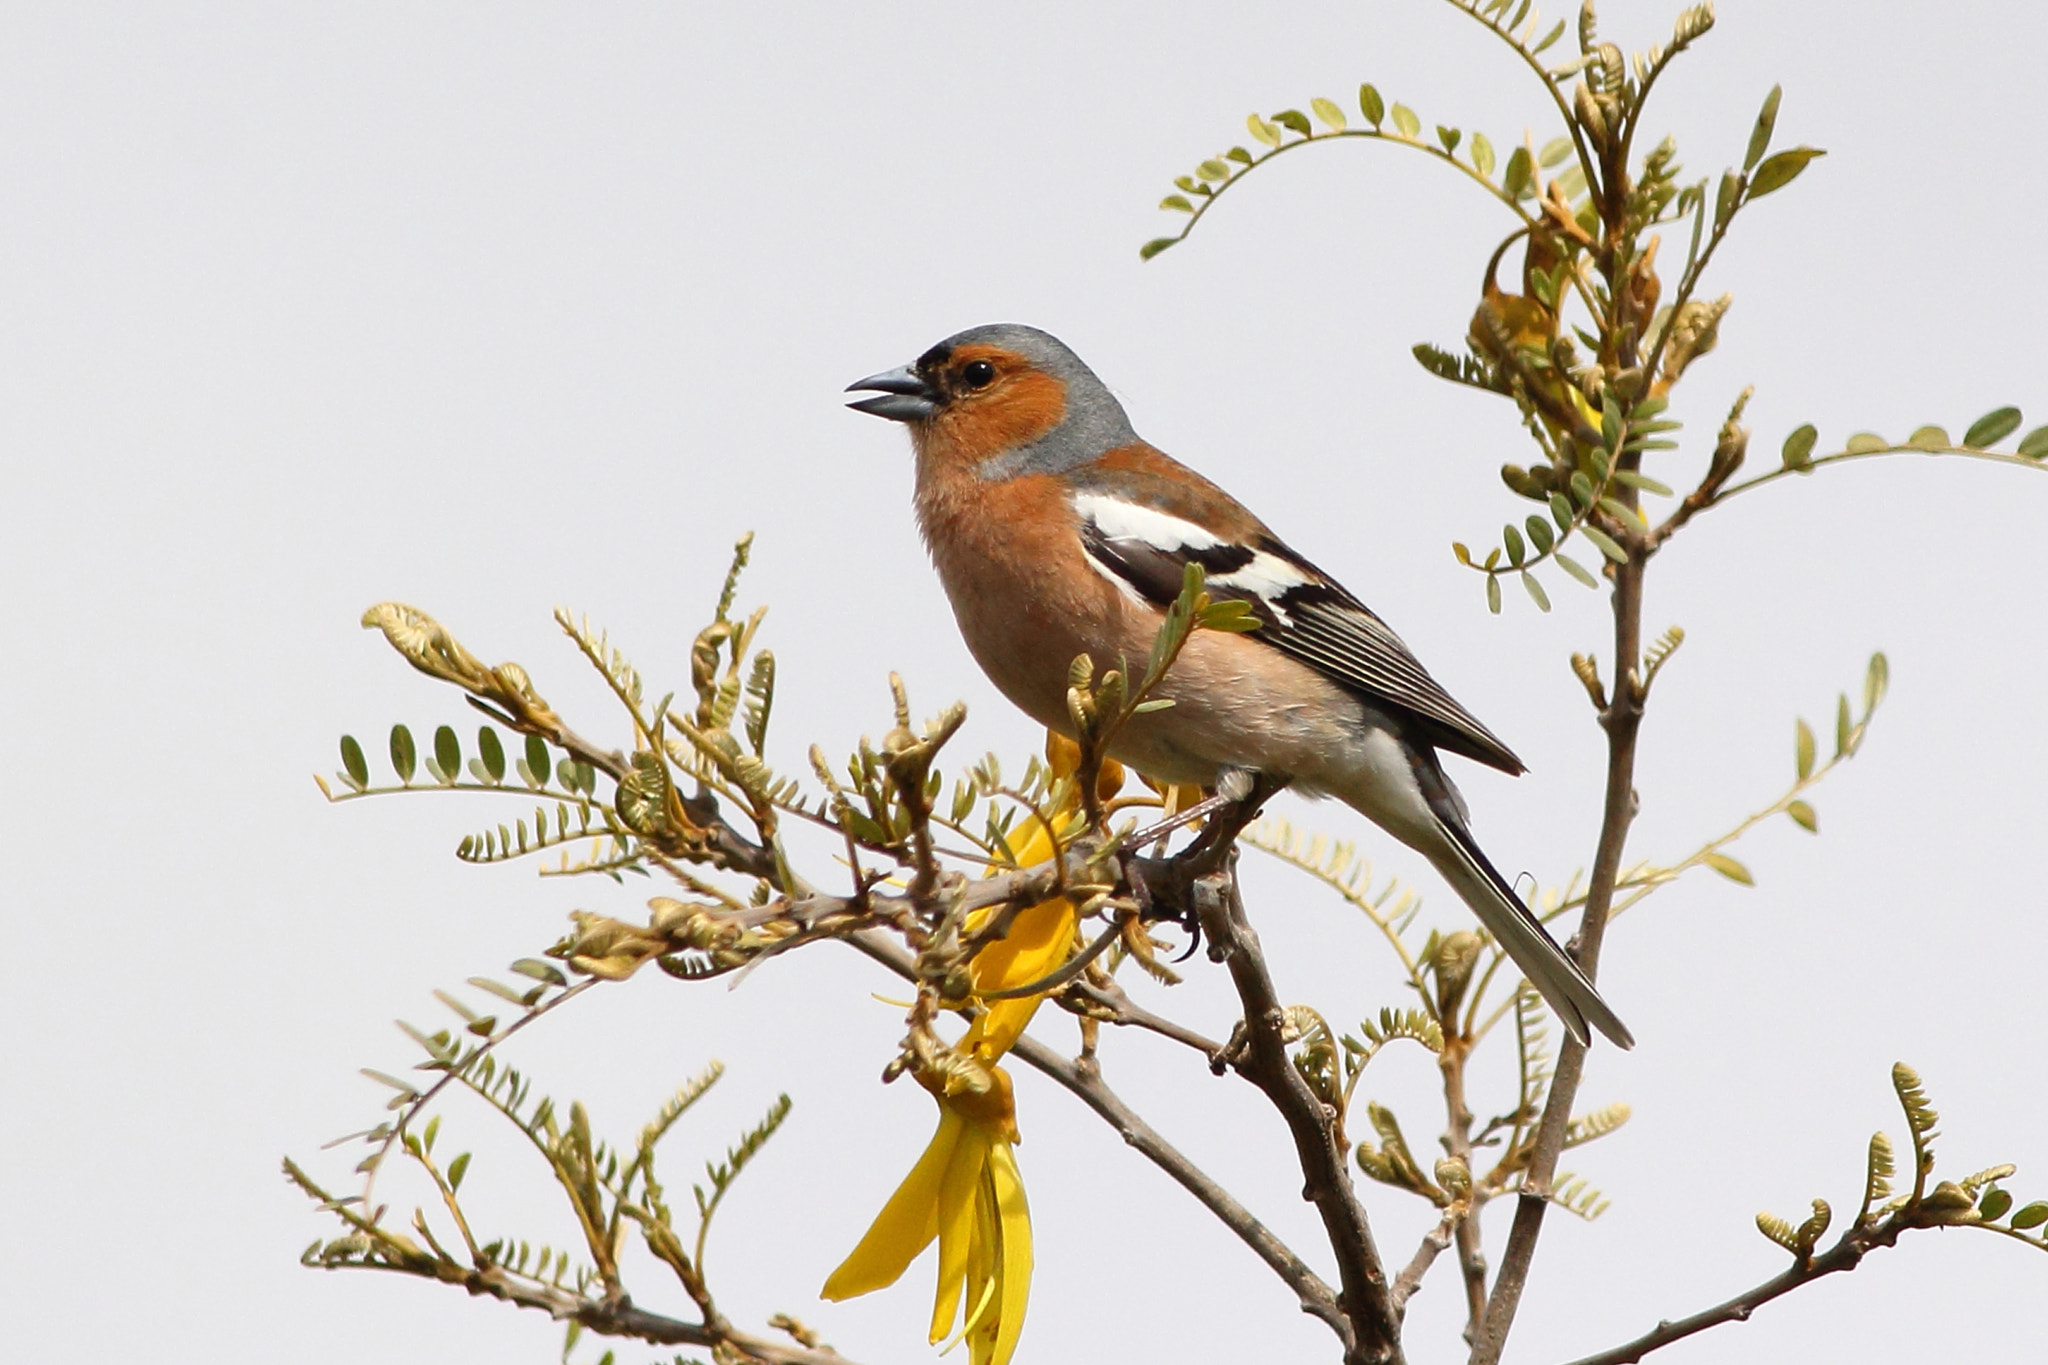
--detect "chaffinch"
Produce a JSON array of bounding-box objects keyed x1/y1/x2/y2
[{"x1": 848, "y1": 324, "x2": 1631, "y2": 1049}]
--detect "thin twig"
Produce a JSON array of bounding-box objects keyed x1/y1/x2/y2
[
  {"x1": 1560, "y1": 1214, "x2": 1926, "y2": 1365},
  {"x1": 1473, "y1": 549, "x2": 1646, "y2": 1365},
  {"x1": 1199, "y1": 860, "x2": 1403, "y2": 1365}
]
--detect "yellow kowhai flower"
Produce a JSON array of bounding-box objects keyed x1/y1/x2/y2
[{"x1": 823, "y1": 737, "x2": 1120, "y2": 1365}]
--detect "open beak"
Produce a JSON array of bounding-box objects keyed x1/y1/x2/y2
[{"x1": 846, "y1": 364, "x2": 939, "y2": 422}]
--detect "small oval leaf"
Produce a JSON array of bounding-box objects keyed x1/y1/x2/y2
[
  {"x1": 1782, "y1": 423, "x2": 1818, "y2": 469},
  {"x1": 390, "y1": 724, "x2": 417, "y2": 783},
  {"x1": 340, "y1": 735, "x2": 369, "y2": 788},
  {"x1": 1845, "y1": 432, "x2": 1889, "y2": 455},
  {"x1": 478, "y1": 726, "x2": 506, "y2": 783},
  {"x1": 1704, "y1": 853, "x2": 1754, "y2": 886},
  {"x1": 1311, "y1": 96, "x2": 1347, "y2": 131},
  {"x1": 2018, "y1": 425, "x2": 2048, "y2": 459},
  {"x1": 434, "y1": 725, "x2": 460, "y2": 784},
  {"x1": 1139, "y1": 237, "x2": 1178, "y2": 261},
  {"x1": 1359, "y1": 84, "x2": 1385, "y2": 126},
  {"x1": 2009, "y1": 1201, "x2": 2048, "y2": 1231},
  {"x1": 1747, "y1": 146, "x2": 1824, "y2": 199},
  {"x1": 1963, "y1": 406, "x2": 2022, "y2": 448},
  {"x1": 1795, "y1": 719, "x2": 1816, "y2": 780},
  {"x1": 1391, "y1": 104, "x2": 1421, "y2": 140},
  {"x1": 1486, "y1": 574, "x2": 1502, "y2": 615},
  {"x1": 1521, "y1": 571, "x2": 1550, "y2": 612},
  {"x1": 1554, "y1": 552, "x2": 1598, "y2": 589},
  {"x1": 1786, "y1": 799, "x2": 1818, "y2": 833}
]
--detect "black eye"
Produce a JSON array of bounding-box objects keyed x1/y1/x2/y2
[{"x1": 960, "y1": 359, "x2": 997, "y2": 390}]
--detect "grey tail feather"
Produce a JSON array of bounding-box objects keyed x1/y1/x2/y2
[{"x1": 1427, "y1": 815, "x2": 1635, "y2": 1050}]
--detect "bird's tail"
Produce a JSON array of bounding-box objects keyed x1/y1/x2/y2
[{"x1": 1425, "y1": 816, "x2": 1634, "y2": 1050}]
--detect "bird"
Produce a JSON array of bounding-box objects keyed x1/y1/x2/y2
[{"x1": 847, "y1": 323, "x2": 1632, "y2": 1049}]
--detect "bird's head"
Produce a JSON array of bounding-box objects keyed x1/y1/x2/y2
[{"x1": 847, "y1": 324, "x2": 1137, "y2": 479}]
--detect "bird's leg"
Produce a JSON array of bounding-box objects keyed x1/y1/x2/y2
[{"x1": 1124, "y1": 769, "x2": 1287, "y2": 955}]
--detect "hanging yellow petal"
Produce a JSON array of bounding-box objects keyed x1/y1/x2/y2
[
  {"x1": 928, "y1": 1117, "x2": 991, "y2": 1343},
  {"x1": 973, "y1": 1139, "x2": 1033, "y2": 1365},
  {"x1": 821, "y1": 1110, "x2": 964, "y2": 1301}
]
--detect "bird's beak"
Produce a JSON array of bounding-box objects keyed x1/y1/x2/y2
[{"x1": 846, "y1": 364, "x2": 939, "y2": 422}]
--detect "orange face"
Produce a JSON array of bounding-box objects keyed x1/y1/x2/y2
[{"x1": 910, "y1": 344, "x2": 1069, "y2": 473}]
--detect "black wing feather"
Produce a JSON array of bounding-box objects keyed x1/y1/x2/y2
[{"x1": 1079, "y1": 515, "x2": 1523, "y2": 774}]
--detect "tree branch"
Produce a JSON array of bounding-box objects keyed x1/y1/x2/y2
[
  {"x1": 1009, "y1": 1032, "x2": 1349, "y2": 1338},
  {"x1": 1473, "y1": 551, "x2": 1646, "y2": 1365},
  {"x1": 1560, "y1": 1214, "x2": 1924, "y2": 1365},
  {"x1": 1198, "y1": 862, "x2": 1404, "y2": 1365}
]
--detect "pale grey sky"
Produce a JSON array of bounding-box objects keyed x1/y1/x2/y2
[{"x1": 3, "y1": 3, "x2": 2045, "y2": 1363}]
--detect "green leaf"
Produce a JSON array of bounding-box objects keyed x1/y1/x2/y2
[
  {"x1": 1715, "y1": 169, "x2": 1743, "y2": 226},
  {"x1": 1906, "y1": 425, "x2": 1951, "y2": 450},
  {"x1": 390, "y1": 724, "x2": 417, "y2": 784},
  {"x1": 511, "y1": 957, "x2": 567, "y2": 986},
  {"x1": 1159, "y1": 195, "x2": 1195, "y2": 213},
  {"x1": 1311, "y1": 96, "x2": 1347, "y2": 131},
  {"x1": 1273, "y1": 109, "x2": 1312, "y2": 138},
  {"x1": 1549, "y1": 491, "x2": 1574, "y2": 531},
  {"x1": 1539, "y1": 135, "x2": 1574, "y2": 168},
  {"x1": 2018, "y1": 425, "x2": 2048, "y2": 459},
  {"x1": 1845, "y1": 432, "x2": 1889, "y2": 455},
  {"x1": 1391, "y1": 104, "x2": 1421, "y2": 140},
  {"x1": 1437, "y1": 125, "x2": 1461, "y2": 154},
  {"x1": 1225, "y1": 146, "x2": 1253, "y2": 165},
  {"x1": 1486, "y1": 574, "x2": 1502, "y2": 615},
  {"x1": 1452, "y1": 541, "x2": 1473, "y2": 566},
  {"x1": 1786, "y1": 799, "x2": 1818, "y2": 833},
  {"x1": 1864, "y1": 652, "x2": 1890, "y2": 713},
  {"x1": 1526, "y1": 515, "x2": 1555, "y2": 554},
  {"x1": 434, "y1": 725, "x2": 460, "y2": 784},
  {"x1": 1609, "y1": 469, "x2": 1674, "y2": 496},
  {"x1": 1747, "y1": 146, "x2": 1825, "y2": 200},
  {"x1": 1795, "y1": 718, "x2": 1815, "y2": 780},
  {"x1": 1569, "y1": 470, "x2": 1596, "y2": 509},
  {"x1": 1522, "y1": 571, "x2": 1551, "y2": 612},
  {"x1": 1360, "y1": 83, "x2": 1385, "y2": 126},
  {"x1": 447, "y1": 1151, "x2": 471, "y2": 1192},
  {"x1": 1980, "y1": 1187, "x2": 2014, "y2": 1222},
  {"x1": 1247, "y1": 114, "x2": 1283, "y2": 149},
  {"x1": 1470, "y1": 130, "x2": 1495, "y2": 178},
  {"x1": 1531, "y1": 17, "x2": 1567, "y2": 54},
  {"x1": 1555, "y1": 552, "x2": 1598, "y2": 589},
  {"x1": 1744, "y1": 84, "x2": 1782, "y2": 171},
  {"x1": 524, "y1": 734, "x2": 552, "y2": 788},
  {"x1": 1503, "y1": 523, "x2": 1526, "y2": 566},
  {"x1": 1704, "y1": 853, "x2": 1754, "y2": 886},
  {"x1": 1139, "y1": 237, "x2": 1178, "y2": 261},
  {"x1": 1198, "y1": 159, "x2": 1231, "y2": 182},
  {"x1": 340, "y1": 735, "x2": 369, "y2": 789},
  {"x1": 1963, "y1": 406, "x2": 2023, "y2": 448},
  {"x1": 1782, "y1": 423, "x2": 1818, "y2": 469},
  {"x1": 1504, "y1": 145, "x2": 1534, "y2": 198},
  {"x1": 477, "y1": 726, "x2": 506, "y2": 783},
  {"x1": 2011, "y1": 1202, "x2": 2048, "y2": 1231},
  {"x1": 1579, "y1": 524, "x2": 1627, "y2": 564},
  {"x1": 1835, "y1": 693, "x2": 1853, "y2": 757}
]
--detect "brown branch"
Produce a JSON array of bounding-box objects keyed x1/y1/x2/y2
[
  {"x1": 1198, "y1": 859, "x2": 1404, "y2": 1365},
  {"x1": 1437, "y1": 1040, "x2": 1491, "y2": 1337},
  {"x1": 343, "y1": 1255, "x2": 851, "y2": 1365},
  {"x1": 1473, "y1": 549, "x2": 1646, "y2": 1365},
  {"x1": 1391, "y1": 1208, "x2": 1462, "y2": 1313},
  {"x1": 1560, "y1": 1213, "x2": 1927, "y2": 1365},
  {"x1": 1010, "y1": 1032, "x2": 1349, "y2": 1339}
]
